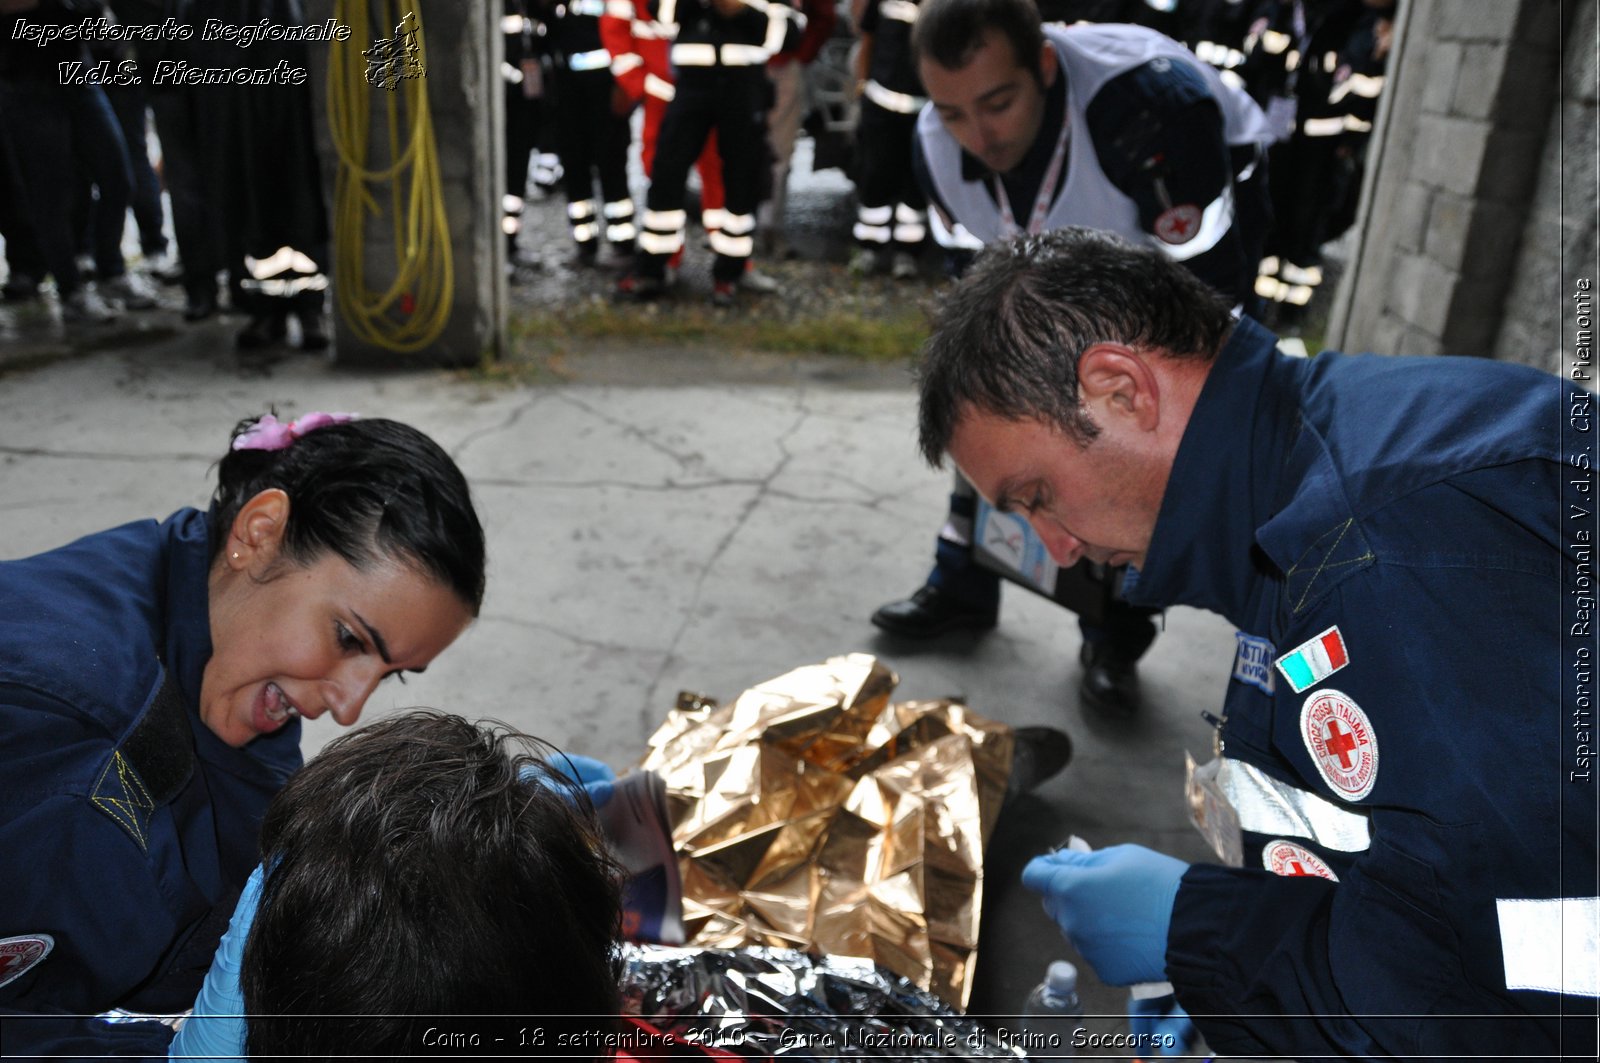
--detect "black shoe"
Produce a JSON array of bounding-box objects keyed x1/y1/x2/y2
[
  {"x1": 615, "y1": 273, "x2": 664, "y2": 302},
  {"x1": 296, "y1": 311, "x2": 329, "y2": 350},
  {"x1": 182, "y1": 294, "x2": 218, "y2": 322},
  {"x1": 572, "y1": 241, "x2": 599, "y2": 268},
  {"x1": 1004, "y1": 725, "x2": 1074, "y2": 801},
  {"x1": 1079, "y1": 641, "x2": 1141, "y2": 716},
  {"x1": 710, "y1": 280, "x2": 737, "y2": 308},
  {"x1": 870, "y1": 585, "x2": 998, "y2": 638},
  {"x1": 236, "y1": 312, "x2": 288, "y2": 351}
]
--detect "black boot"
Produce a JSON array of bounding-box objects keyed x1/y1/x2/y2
[
  {"x1": 1078, "y1": 641, "x2": 1141, "y2": 716},
  {"x1": 870, "y1": 585, "x2": 998, "y2": 638}
]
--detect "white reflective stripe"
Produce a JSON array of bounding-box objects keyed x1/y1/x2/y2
[
  {"x1": 606, "y1": 0, "x2": 635, "y2": 16},
  {"x1": 633, "y1": 19, "x2": 671, "y2": 38},
  {"x1": 671, "y1": 42, "x2": 716, "y2": 65},
  {"x1": 1284, "y1": 283, "x2": 1313, "y2": 306},
  {"x1": 659, "y1": 0, "x2": 677, "y2": 24},
  {"x1": 720, "y1": 211, "x2": 755, "y2": 236},
  {"x1": 644, "y1": 72, "x2": 675, "y2": 100},
  {"x1": 1344, "y1": 115, "x2": 1373, "y2": 133},
  {"x1": 1255, "y1": 275, "x2": 1282, "y2": 301},
  {"x1": 893, "y1": 203, "x2": 923, "y2": 224},
  {"x1": 893, "y1": 222, "x2": 926, "y2": 243},
  {"x1": 762, "y1": 7, "x2": 786, "y2": 54},
  {"x1": 1279, "y1": 262, "x2": 1323, "y2": 286},
  {"x1": 644, "y1": 209, "x2": 687, "y2": 229},
  {"x1": 1285, "y1": 49, "x2": 1300, "y2": 71},
  {"x1": 1324, "y1": 50, "x2": 1338, "y2": 73},
  {"x1": 708, "y1": 230, "x2": 753, "y2": 257},
  {"x1": 243, "y1": 274, "x2": 329, "y2": 296},
  {"x1": 501, "y1": 215, "x2": 521, "y2": 234},
  {"x1": 1258, "y1": 255, "x2": 1280, "y2": 276},
  {"x1": 722, "y1": 42, "x2": 769, "y2": 65},
  {"x1": 879, "y1": 0, "x2": 918, "y2": 22},
  {"x1": 1302, "y1": 115, "x2": 1346, "y2": 137},
  {"x1": 606, "y1": 221, "x2": 638, "y2": 241},
  {"x1": 863, "y1": 79, "x2": 925, "y2": 114},
  {"x1": 569, "y1": 48, "x2": 611, "y2": 71},
  {"x1": 853, "y1": 222, "x2": 892, "y2": 244},
  {"x1": 1329, "y1": 72, "x2": 1384, "y2": 104},
  {"x1": 1261, "y1": 30, "x2": 1290, "y2": 54},
  {"x1": 1157, "y1": 188, "x2": 1234, "y2": 263},
  {"x1": 700, "y1": 207, "x2": 729, "y2": 230},
  {"x1": 503, "y1": 194, "x2": 525, "y2": 213},
  {"x1": 570, "y1": 0, "x2": 607, "y2": 15},
  {"x1": 857, "y1": 204, "x2": 893, "y2": 225},
  {"x1": 502, "y1": 13, "x2": 531, "y2": 33},
  {"x1": 572, "y1": 222, "x2": 602, "y2": 242},
  {"x1": 568, "y1": 199, "x2": 599, "y2": 220},
  {"x1": 1217, "y1": 758, "x2": 1372, "y2": 852},
  {"x1": 502, "y1": 61, "x2": 524, "y2": 84},
  {"x1": 638, "y1": 229, "x2": 684, "y2": 253},
  {"x1": 244, "y1": 246, "x2": 318, "y2": 279},
  {"x1": 1497, "y1": 898, "x2": 1600, "y2": 996},
  {"x1": 1220, "y1": 68, "x2": 1246, "y2": 92},
  {"x1": 603, "y1": 198, "x2": 635, "y2": 219},
  {"x1": 611, "y1": 52, "x2": 644, "y2": 75}
]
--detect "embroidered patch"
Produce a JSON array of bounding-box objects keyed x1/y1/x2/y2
[
  {"x1": 1154, "y1": 204, "x2": 1202, "y2": 244},
  {"x1": 91, "y1": 750, "x2": 156, "y2": 852},
  {"x1": 1300, "y1": 688, "x2": 1379, "y2": 801},
  {"x1": 0, "y1": 934, "x2": 54, "y2": 989},
  {"x1": 1275, "y1": 625, "x2": 1349, "y2": 694},
  {"x1": 1232, "y1": 632, "x2": 1276, "y2": 694},
  {"x1": 1263, "y1": 839, "x2": 1339, "y2": 881}
]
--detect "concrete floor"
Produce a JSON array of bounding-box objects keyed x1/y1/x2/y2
[{"x1": 1, "y1": 317, "x2": 1235, "y2": 1050}]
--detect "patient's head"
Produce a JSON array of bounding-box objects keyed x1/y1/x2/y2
[{"x1": 242, "y1": 710, "x2": 623, "y2": 1059}]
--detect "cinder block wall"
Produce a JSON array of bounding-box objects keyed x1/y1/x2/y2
[
  {"x1": 1494, "y1": 0, "x2": 1598, "y2": 374},
  {"x1": 1328, "y1": 0, "x2": 1569, "y2": 361}
]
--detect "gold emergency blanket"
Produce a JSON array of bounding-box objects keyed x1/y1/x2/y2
[{"x1": 639, "y1": 654, "x2": 1014, "y2": 1008}]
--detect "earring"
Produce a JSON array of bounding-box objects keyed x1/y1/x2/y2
[{"x1": 231, "y1": 551, "x2": 241, "y2": 562}]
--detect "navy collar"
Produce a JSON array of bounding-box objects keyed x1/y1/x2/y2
[{"x1": 1125, "y1": 317, "x2": 1304, "y2": 625}]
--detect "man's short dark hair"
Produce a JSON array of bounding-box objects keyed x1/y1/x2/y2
[
  {"x1": 242, "y1": 710, "x2": 624, "y2": 1061},
  {"x1": 918, "y1": 227, "x2": 1234, "y2": 463},
  {"x1": 911, "y1": 0, "x2": 1046, "y2": 82}
]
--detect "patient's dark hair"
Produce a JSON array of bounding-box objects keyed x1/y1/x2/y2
[{"x1": 242, "y1": 710, "x2": 624, "y2": 1061}]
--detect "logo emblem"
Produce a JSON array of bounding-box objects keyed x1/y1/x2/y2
[
  {"x1": 1275, "y1": 625, "x2": 1349, "y2": 694},
  {"x1": 1263, "y1": 839, "x2": 1338, "y2": 881},
  {"x1": 0, "y1": 935, "x2": 54, "y2": 989},
  {"x1": 1154, "y1": 204, "x2": 1202, "y2": 245},
  {"x1": 1300, "y1": 689, "x2": 1378, "y2": 801},
  {"x1": 1232, "y1": 632, "x2": 1276, "y2": 694}
]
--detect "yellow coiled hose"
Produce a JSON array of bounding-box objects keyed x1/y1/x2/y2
[{"x1": 327, "y1": 0, "x2": 453, "y2": 352}]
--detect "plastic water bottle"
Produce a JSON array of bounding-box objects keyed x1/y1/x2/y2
[{"x1": 1021, "y1": 959, "x2": 1084, "y2": 1057}]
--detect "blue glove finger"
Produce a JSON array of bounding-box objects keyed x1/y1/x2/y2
[
  {"x1": 1019, "y1": 844, "x2": 1187, "y2": 987},
  {"x1": 520, "y1": 754, "x2": 617, "y2": 809},
  {"x1": 169, "y1": 865, "x2": 263, "y2": 1060}
]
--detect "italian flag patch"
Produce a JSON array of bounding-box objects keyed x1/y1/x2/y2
[{"x1": 1274, "y1": 626, "x2": 1349, "y2": 693}]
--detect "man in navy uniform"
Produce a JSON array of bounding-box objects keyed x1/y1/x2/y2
[
  {"x1": 921, "y1": 227, "x2": 1598, "y2": 1059},
  {"x1": 871, "y1": 0, "x2": 1272, "y2": 718}
]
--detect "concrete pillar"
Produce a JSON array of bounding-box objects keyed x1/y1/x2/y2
[
  {"x1": 1326, "y1": 0, "x2": 1566, "y2": 361},
  {"x1": 305, "y1": 0, "x2": 505, "y2": 368}
]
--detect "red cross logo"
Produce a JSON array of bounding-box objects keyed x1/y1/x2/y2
[
  {"x1": 1323, "y1": 719, "x2": 1359, "y2": 769},
  {"x1": 1155, "y1": 205, "x2": 1202, "y2": 245}
]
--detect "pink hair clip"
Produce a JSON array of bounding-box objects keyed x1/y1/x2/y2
[{"x1": 232, "y1": 411, "x2": 359, "y2": 452}]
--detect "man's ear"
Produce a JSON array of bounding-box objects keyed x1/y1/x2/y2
[
  {"x1": 1077, "y1": 343, "x2": 1161, "y2": 432},
  {"x1": 226, "y1": 488, "x2": 292, "y2": 573},
  {"x1": 1039, "y1": 39, "x2": 1058, "y2": 88}
]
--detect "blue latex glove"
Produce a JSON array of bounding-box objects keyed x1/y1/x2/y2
[
  {"x1": 168, "y1": 865, "x2": 263, "y2": 1061},
  {"x1": 1020, "y1": 844, "x2": 1188, "y2": 986},
  {"x1": 522, "y1": 752, "x2": 616, "y2": 808}
]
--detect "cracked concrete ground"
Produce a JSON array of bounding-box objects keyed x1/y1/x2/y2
[{"x1": 1, "y1": 326, "x2": 1233, "y2": 1042}]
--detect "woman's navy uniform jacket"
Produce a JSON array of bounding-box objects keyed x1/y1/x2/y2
[
  {"x1": 0, "y1": 509, "x2": 302, "y2": 1058},
  {"x1": 1131, "y1": 317, "x2": 1598, "y2": 1058}
]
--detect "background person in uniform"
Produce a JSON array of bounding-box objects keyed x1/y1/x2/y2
[
  {"x1": 0, "y1": 413, "x2": 486, "y2": 1058},
  {"x1": 169, "y1": 711, "x2": 624, "y2": 1060},
  {"x1": 917, "y1": 227, "x2": 1598, "y2": 1059},
  {"x1": 620, "y1": 0, "x2": 805, "y2": 307},
  {"x1": 871, "y1": 0, "x2": 1272, "y2": 718},
  {"x1": 848, "y1": 0, "x2": 929, "y2": 281}
]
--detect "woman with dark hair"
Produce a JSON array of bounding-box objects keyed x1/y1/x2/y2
[
  {"x1": 174, "y1": 710, "x2": 625, "y2": 1061},
  {"x1": 0, "y1": 412, "x2": 488, "y2": 1058}
]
